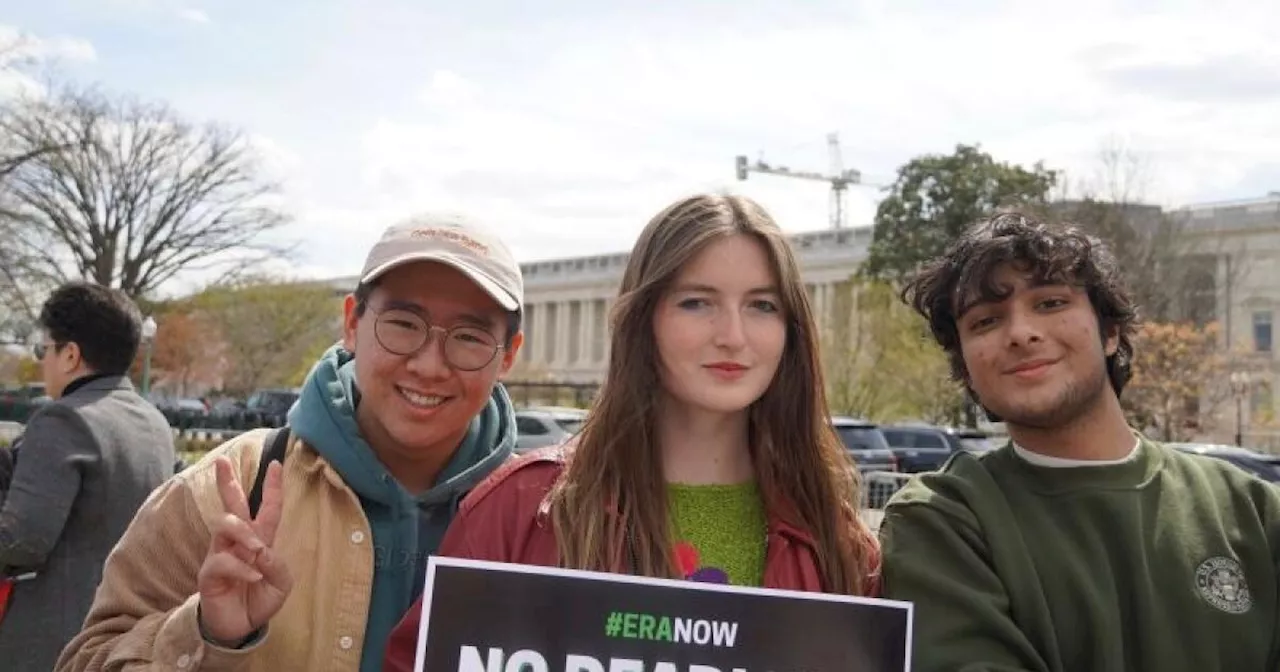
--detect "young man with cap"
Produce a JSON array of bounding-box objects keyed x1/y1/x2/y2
[
  {"x1": 57, "y1": 213, "x2": 526, "y2": 672},
  {"x1": 879, "y1": 212, "x2": 1280, "y2": 671}
]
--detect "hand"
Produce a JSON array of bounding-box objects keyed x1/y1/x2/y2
[{"x1": 196, "y1": 455, "x2": 292, "y2": 646}]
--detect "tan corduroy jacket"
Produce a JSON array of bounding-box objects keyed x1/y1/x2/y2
[{"x1": 55, "y1": 429, "x2": 377, "y2": 672}]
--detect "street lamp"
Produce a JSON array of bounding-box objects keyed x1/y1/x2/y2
[
  {"x1": 1229, "y1": 371, "x2": 1251, "y2": 447},
  {"x1": 140, "y1": 315, "x2": 158, "y2": 397}
]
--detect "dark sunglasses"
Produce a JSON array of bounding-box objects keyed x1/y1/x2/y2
[{"x1": 33, "y1": 342, "x2": 52, "y2": 360}]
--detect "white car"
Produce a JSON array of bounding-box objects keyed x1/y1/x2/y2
[{"x1": 514, "y1": 406, "x2": 587, "y2": 453}]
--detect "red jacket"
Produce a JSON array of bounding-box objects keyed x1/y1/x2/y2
[{"x1": 383, "y1": 447, "x2": 882, "y2": 672}]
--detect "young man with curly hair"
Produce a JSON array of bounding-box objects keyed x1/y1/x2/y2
[{"x1": 879, "y1": 212, "x2": 1280, "y2": 671}]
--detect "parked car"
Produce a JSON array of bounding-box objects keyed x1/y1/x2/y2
[
  {"x1": 243, "y1": 388, "x2": 301, "y2": 428},
  {"x1": 954, "y1": 427, "x2": 1001, "y2": 455},
  {"x1": 150, "y1": 397, "x2": 210, "y2": 429},
  {"x1": 879, "y1": 424, "x2": 955, "y2": 473},
  {"x1": 514, "y1": 406, "x2": 588, "y2": 453},
  {"x1": 879, "y1": 424, "x2": 1000, "y2": 473},
  {"x1": 1167, "y1": 443, "x2": 1280, "y2": 483},
  {"x1": 831, "y1": 417, "x2": 901, "y2": 508},
  {"x1": 831, "y1": 416, "x2": 898, "y2": 474}
]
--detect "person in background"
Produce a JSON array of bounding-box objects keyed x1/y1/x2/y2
[
  {"x1": 0, "y1": 436, "x2": 15, "y2": 494},
  {"x1": 879, "y1": 212, "x2": 1280, "y2": 671},
  {"x1": 383, "y1": 193, "x2": 882, "y2": 671},
  {"x1": 58, "y1": 213, "x2": 525, "y2": 672},
  {"x1": 0, "y1": 281, "x2": 177, "y2": 671}
]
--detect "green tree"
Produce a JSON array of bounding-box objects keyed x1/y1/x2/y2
[
  {"x1": 863, "y1": 144, "x2": 1058, "y2": 281},
  {"x1": 285, "y1": 338, "x2": 340, "y2": 387},
  {"x1": 823, "y1": 279, "x2": 962, "y2": 424},
  {"x1": 190, "y1": 277, "x2": 340, "y2": 396}
]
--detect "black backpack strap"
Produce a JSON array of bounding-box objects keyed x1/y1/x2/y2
[{"x1": 248, "y1": 427, "x2": 290, "y2": 518}]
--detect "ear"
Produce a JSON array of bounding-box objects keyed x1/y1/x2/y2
[
  {"x1": 342, "y1": 294, "x2": 360, "y2": 353},
  {"x1": 497, "y1": 331, "x2": 524, "y2": 378},
  {"x1": 58, "y1": 341, "x2": 83, "y2": 374},
  {"x1": 1102, "y1": 322, "x2": 1120, "y2": 357}
]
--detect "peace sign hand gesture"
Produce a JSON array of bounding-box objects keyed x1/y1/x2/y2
[{"x1": 196, "y1": 455, "x2": 293, "y2": 647}]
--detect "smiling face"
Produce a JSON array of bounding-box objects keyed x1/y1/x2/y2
[
  {"x1": 957, "y1": 263, "x2": 1118, "y2": 429},
  {"x1": 652, "y1": 234, "x2": 787, "y2": 418},
  {"x1": 343, "y1": 261, "x2": 522, "y2": 463}
]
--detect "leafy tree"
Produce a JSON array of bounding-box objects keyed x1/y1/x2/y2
[
  {"x1": 285, "y1": 338, "x2": 340, "y2": 388},
  {"x1": 0, "y1": 351, "x2": 37, "y2": 386},
  {"x1": 823, "y1": 279, "x2": 962, "y2": 424},
  {"x1": 190, "y1": 278, "x2": 340, "y2": 396},
  {"x1": 15, "y1": 355, "x2": 40, "y2": 385},
  {"x1": 864, "y1": 144, "x2": 1058, "y2": 281},
  {"x1": 147, "y1": 310, "x2": 225, "y2": 397},
  {"x1": 1123, "y1": 321, "x2": 1229, "y2": 441}
]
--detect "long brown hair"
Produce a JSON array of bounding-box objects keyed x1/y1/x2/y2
[{"x1": 547, "y1": 193, "x2": 873, "y2": 594}]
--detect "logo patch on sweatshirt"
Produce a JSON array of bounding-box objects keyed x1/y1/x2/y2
[{"x1": 1195, "y1": 556, "x2": 1251, "y2": 614}]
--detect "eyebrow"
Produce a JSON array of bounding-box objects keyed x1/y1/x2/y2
[
  {"x1": 671, "y1": 283, "x2": 780, "y2": 296},
  {"x1": 379, "y1": 299, "x2": 498, "y2": 330},
  {"x1": 956, "y1": 278, "x2": 1071, "y2": 318}
]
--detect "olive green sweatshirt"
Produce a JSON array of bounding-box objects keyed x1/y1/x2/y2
[{"x1": 879, "y1": 436, "x2": 1280, "y2": 672}]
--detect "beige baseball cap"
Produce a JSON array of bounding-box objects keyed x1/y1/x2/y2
[{"x1": 360, "y1": 212, "x2": 524, "y2": 312}]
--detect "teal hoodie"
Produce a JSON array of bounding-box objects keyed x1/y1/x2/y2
[{"x1": 286, "y1": 345, "x2": 515, "y2": 672}]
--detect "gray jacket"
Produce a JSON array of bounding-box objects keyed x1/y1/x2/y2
[{"x1": 0, "y1": 375, "x2": 176, "y2": 671}]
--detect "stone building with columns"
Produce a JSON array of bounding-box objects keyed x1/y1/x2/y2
[
  {"x1": 1168, "y1": 194, "x2": 1280, "y2": 449},
  {"x1": 319, "y1": 193, "x2": 1280, "y2": 448},
  {"x1": 510, "y1": 226, "x2": 874, "y2": 383}
]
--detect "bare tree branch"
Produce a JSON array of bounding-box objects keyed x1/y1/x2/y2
[
  {"x1": 1051, "y1": 141, "x2": 1227, "y2": 324},
  {"x1": 0, "y1": 85, "x2": 292, "y2": 307}
]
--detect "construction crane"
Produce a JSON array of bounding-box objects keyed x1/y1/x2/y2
[{"x1": 735, "y1": 133, "x2": 863, "y2": 229}]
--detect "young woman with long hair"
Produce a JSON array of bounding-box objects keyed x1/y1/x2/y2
[{"x1": 383, "y1": 193, "x2": 881, "y2": 670}]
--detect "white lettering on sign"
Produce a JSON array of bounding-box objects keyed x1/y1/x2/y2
[
  {"x1": 671, "y1": 617, "x2": 738, "y2": 647},
  {"x1": 457, "y1": 646, "x2": 756, "y2": 672}
]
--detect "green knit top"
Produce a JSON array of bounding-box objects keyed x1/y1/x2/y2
[{"x1": 667, "y1": 481, "x2": 767, "y2": 587}]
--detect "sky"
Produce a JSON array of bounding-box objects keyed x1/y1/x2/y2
[{"x1": 3, "y1": 0, "x2": 1279, "y2": 295}]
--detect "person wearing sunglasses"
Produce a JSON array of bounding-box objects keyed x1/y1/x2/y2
[
  {"x1": 1, "y1": 282, "x2": 177, "y2": 672},
  {"x1": 58, "y1": 214, "x2": 525, "y2": 672}
]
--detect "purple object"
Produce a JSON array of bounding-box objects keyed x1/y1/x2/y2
[{"x1": 688, "y1": 567, "x2": 729, "y2": 584}]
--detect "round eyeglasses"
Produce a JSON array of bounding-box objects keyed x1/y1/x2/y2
[{"x1": 371, "y1": 307, "x2": 503, "y2": 372}]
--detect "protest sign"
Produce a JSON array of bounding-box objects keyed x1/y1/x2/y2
[{"x1": 411, "y1": 556, "x2": 912, "y2": 672}]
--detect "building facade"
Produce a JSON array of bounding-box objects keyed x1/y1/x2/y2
[
  {"x1": 322, "y1": 193, "x2": 1280, "y2": 448},
  {"x1": 512, "y1": 226, "x2": 873, "y2": 383},
  {"x1": 1170, "y1": 194, "x2": 1280, "y2": 448}
]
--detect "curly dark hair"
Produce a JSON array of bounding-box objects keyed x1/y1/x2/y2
[
  {"x1": 900, "y1": 211, "x2": 1139, "y2": 398},
  {"x1": 39, "y1": 281, "x2": 144, "y2": 375}
]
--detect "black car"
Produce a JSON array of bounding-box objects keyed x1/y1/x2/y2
[
  {"x1": 831, "y1": 417, "x2": 898, "y2": 474},
  {"x1": 1168, "y1": 443, "x2": 1280, "y2": 483},
  {"x1": 830, "y1": 417, "x2": 904, "y2": 507},
  {"x1": 880, "y1": 424, "x2": 1000, "y2": 473}
]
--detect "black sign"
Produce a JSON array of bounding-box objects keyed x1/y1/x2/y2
[{"x1": 410, "y1": 557, "x2": 913, "y2": 672}]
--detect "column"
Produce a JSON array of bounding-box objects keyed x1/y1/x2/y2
[{"x1": 556, "y1": 300, "x2": 571, "y2": 366}]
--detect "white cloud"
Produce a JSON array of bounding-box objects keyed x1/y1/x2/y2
[
  {"x1": 0, "y1": 25, "x2": 97, "y2": 98},
  {"x1": 340, "y1": 2, "x2": 1280, "y2": 270},
  {"x1": 16, "y1": 2, "x2": 1280, "y2": 287},
  {"x1": 0, "y1": 25, "x2": 97, "y2": 64},
  {"x1": 177, "y1": 8, "x2": 210, "y2": 24}
]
